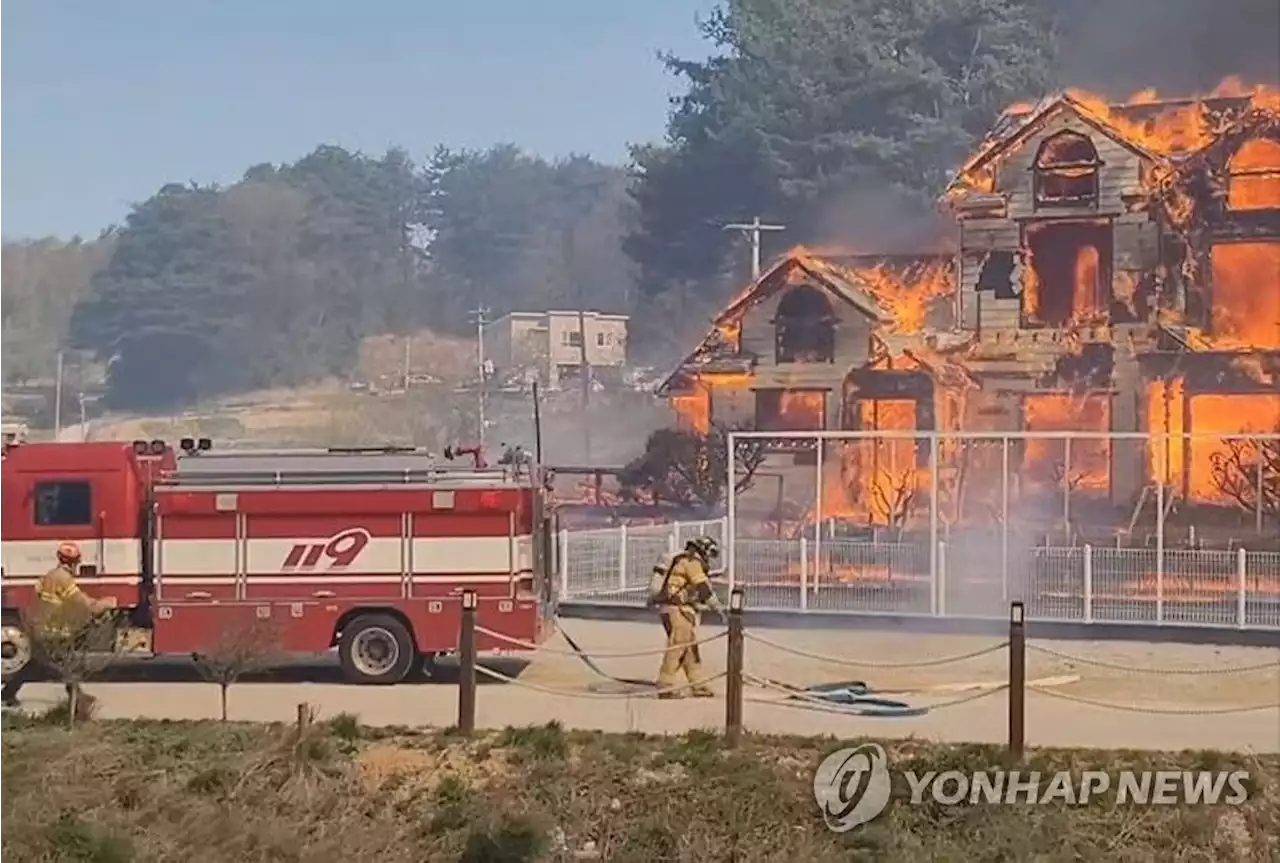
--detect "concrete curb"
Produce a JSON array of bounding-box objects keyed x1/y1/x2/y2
[{"x1": 557, "y1": 601, "x2": 1280, "y2": 648}]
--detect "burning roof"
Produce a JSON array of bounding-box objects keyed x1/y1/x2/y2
[
  {"x1": 945, "y1": 78, "x2": 1279, "y2": 202},
  {"x1": 656, "y1": 248, "x2": 956, "y2": 396}
]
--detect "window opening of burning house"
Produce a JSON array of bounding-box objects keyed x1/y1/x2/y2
[
  {"x1": 33, "y1": 480, "x2": 93, "y2": 526},
  {"x1": 1033, "y1": 130, "x2": 1101, "y2": 208},
  {"x1": 1226, "y1": 137, "x2": 1280, "y2": 211},
  {"x1": 755, "y1": 389, "x2": 827, "y2": 433},
  {"x1": 774, "y1": 286, "x2": 836, "y2": 364},
  {"x1": 1023, "y1": 220, "x2": 1113, "y2": 327}
]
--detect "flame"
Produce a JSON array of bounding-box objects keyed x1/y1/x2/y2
[
  {"x1": 792, "y1": 250, "x2": 954, "y2": 334},
  {"x1": 1023, "y1": 222, "x2": 1110, "y2": 326},
  {"x1": 1210, "y1": 243, "x2": 1280, "y2": 350},
  {"x1": 822, "y1": 399, "x2": 923, "y2": 526},
  {"x1": 774, "y1": 390, "x2": 826, "y2": 430},
  {"x1": 1022, "y1": 393, "x2": 1111, "y2": 492},
  {"x1": 948, "y1": 77, "x2": 1280, "y2": 201},
  {"x1": 672, "y1": 372, "x2": 752, "y2": 434},
  {"x1": 1147, "y1": 379, "x2": 1280, "y2": 503},
  {"x1": 1227, "y1": 138, "x2": 1280, "y2": 211},
  {"x1": 671, "y1": 392, "x2": 710, "y2": 434}
]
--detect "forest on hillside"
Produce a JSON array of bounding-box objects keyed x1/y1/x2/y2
[{"x1": 4, "y1": 0, "x2": 1274, "y2": 412}]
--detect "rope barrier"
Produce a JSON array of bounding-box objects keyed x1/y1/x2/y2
[
  {"x1": 473, "y1": 664, "x2": 728, "y2": 700},
  {"x1": 743, "y1": 631, "x2": 1009, "y2": 668},
  {"x1": 1026, "y1": 643, "x2": 1280, "y2": 676},
  {"x1": 1027, "y1": 685, "x2": 1280, "y2": 716},
  {"x1": 476, "y1": 624, "x2": 727, "y2": 658}
]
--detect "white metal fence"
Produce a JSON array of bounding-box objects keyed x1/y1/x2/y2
[{"x1": 558, "y1": 522, "x2": 1280, "y2": 630}]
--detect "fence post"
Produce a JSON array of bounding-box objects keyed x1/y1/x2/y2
[
  {"x1": 725, "y1": 588, "x2": 745, "y2": 748},
  {"x1": 558, "y1": 529, "x2": 570, "y2": 599},
  {"x1": 458, "y1": 589, "x2": 477, "y2": 736},
  {"x1": 668, "y1": 524, "x2": 679, "y2": 555},
  {"x1": 1155, "y1": 481, "x2": 1165, "y2": 624},
  {"x1": 935, "y1": 541, "x2": 947, "y2": 616},
  {"x1": 1237, "y1": 547, "x2": 1248, "y2": 629},
  {"x1": 618, "y1": 524, "x2": 629, "y2": 592},
  {"x1": 1008, "y1": 601, "x2": 1026, "y2": 761},
  {"x1": 799, "y1": 536, "x2": 809, "y2": 612},
  {"x1": 295, "y1": 702, "x2": 312, "y2": 736},
  {"x1": 1083, "y1": 544, "x2": 1093, "y2": 624}
]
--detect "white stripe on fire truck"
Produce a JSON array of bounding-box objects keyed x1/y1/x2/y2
[{"x1": 1, "y1": 537, "x2": 531, "y2": 577}]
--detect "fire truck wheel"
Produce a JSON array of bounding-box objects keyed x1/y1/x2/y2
[
  {"x1": 1, "y1": 622, "x2": 32, "y2": 681},
  {"x1": 338, "y1": 615, "x2": 415, "y2": 685}
]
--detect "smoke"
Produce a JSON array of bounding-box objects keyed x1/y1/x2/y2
[
  {"x1": 802, "y1": 179, "x2": 958, "y2": 254},
  {"x1": 1053, "y1": 0, "x2": 1280, "y2": 95}
]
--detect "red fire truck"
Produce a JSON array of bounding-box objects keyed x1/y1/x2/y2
[{"x1": 1, "y1": 438, "x2": 557, "y2": 684}]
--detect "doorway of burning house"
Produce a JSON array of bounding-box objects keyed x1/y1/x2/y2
[
  {"x1": 1023, "y1": 220, "x2": 1114, "y2": 327},
  {"x1": 773, "y1": 286, "x2": 836, "y2": 364},
  {"x1": 820, "y1": 370, "x2": 936, "y2": 527}
]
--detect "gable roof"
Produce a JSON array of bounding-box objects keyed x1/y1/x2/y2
[
  {"x1": 945, "y1": 91, "x2": 1265, "y2": 203},
  {"x1": 655, "y1": 252, "x2": 902, "y2": 396},
  {"x1": 944, "y1": 93, "x2": 1168, "y2": 201}
]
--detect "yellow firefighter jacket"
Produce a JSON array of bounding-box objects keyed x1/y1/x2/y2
[
  {"x1": 654, "y1": 552, "x2": 720, "y2": 611},
  {"x1": 33, "y1": 564, "x2": 101, "y2": 637}
]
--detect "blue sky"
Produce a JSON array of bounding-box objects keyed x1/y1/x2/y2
[{"x1": 1, "y1": 0, "x2": 719, "y2": 240}]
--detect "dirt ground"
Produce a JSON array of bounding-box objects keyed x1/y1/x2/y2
[{"x1": 13, "y1": 620, "x2": 1279, "y2": 752}]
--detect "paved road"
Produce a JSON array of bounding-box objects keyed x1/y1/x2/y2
[{"x1": 13, "y1": 621, "x2": 1280, "y2": 752}]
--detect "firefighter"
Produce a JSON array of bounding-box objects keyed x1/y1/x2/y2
[
  {"x1": 652, "y1": 535, "x2": 726, "y2": 699},
  {"x1": 1, "y1": 541, "x2": 111, "y2": 708}
]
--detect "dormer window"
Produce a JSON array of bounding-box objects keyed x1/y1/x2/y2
[
  {"x1": 1227, "y1": 137, "x2": 1280, "y2": 211},
  {"x1": 774, "y1": 286, "x2": 835, "y2": 364},
  {"x1": 1034, "y1": 131, "x2": 1101, "y2": 208}
]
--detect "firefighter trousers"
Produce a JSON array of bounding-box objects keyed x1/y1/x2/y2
[{"x1": 657, "y1": 606, "x2": 711, "y2": 693}]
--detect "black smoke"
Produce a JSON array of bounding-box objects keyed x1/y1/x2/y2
[{"x1": 1051, "y1": 0, "x2": 1280, "y2": 95}]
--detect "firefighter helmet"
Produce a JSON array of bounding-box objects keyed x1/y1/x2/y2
[
  {"x1": 686, "y1": 535, "x2": 720, "y2": 562},
  {"x1": 56, "y1": 541, "x2": 82, "y2": 565}
]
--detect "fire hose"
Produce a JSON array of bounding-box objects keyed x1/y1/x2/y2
[{"x1": 554, "y1": 618, "x2": 926, "y2": 716}]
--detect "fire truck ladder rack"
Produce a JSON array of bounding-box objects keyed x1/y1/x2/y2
[
  {"x1": 164, "y1": 448, "x2": 527, "y2": 488},
  {"x1": 161, "y1": 468, "x2": 525, "y2": 488}
]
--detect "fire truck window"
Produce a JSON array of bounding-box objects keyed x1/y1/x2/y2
[{"x1": 33, "y1": 481, "x2": 93, "y2": 526}]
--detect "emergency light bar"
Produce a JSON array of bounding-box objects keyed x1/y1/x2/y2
[{"x1": 178, "y1": 437, "x2": 213, "y2": 454}]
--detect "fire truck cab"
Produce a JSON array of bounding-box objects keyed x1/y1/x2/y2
[{"x1": 1, "y1": 438, "x2": 558, "y2": 684}]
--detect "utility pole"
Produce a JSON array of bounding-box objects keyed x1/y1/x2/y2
[
  {"x1": 723, "y1": 216, "x2": 787, "y2": 280},
  {"x1": 78, "y1": 393, "x2": 87, "y2": 441},
  {"x1": 469, "y1": 306, "x2": 491, "y2": 448},
  {"x1": 402, "y1": 336, "x2": 412, "y2": 391},
  {"x1": 564, "y1": 228, "x2": 592, "y2": 462},
  {"x1": 53, "y1": 351, "x2": 64, "y2": 440}
]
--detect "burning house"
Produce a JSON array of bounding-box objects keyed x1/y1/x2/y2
[{"x1": 658, "y1": 79, "x2": 1279, "y2": 539}]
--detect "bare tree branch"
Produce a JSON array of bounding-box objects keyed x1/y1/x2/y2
[{"x1": 194, "y1": 615, "x2": 286, "y2": 721}]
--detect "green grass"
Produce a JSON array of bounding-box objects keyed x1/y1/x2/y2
[{"x1": 1, "y1": 715, "x2": 1276, "y2": 862}]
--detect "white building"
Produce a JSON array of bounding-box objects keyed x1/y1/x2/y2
[{"x1": 484, "y1": 310, "x2": 628, "y2": 388}]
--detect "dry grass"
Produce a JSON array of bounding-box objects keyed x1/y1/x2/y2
[{"x1": 2, "y1": 712, "x2": 1277, "y2": 863}]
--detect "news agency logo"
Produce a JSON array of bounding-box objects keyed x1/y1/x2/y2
[
  {"x1": 812, "y1": 744, "x2": 893, "y2": 832},
  {"x1": 814, "y1": 746, "x2": 1252, "y2": 832}
]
